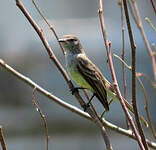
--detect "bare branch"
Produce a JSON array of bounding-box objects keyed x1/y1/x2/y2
[
  {"x1": 32, "y1": 88, "x2": 49, "y2": 150},
  {"x1": 102, "y1": 118, "x2": 156, "y2": 149},
  {"x1": 139, "y1": 73, "x2": 156, "y2": 90},
  {"x1": 136, "y1": 76, "x2": 156, "y2": 139},
  {"x1": 145, "y1": 17, "x2": 156, "y2": 32},
  {"x1": 31, "y1": 0, "x2": 65, "y2": 55},
  {"x1": 0, "y1": 126, "x2": 7, "y2": 150},
  {"x1": 0, "y1": 59, "x2": 90, "y2": 121},
  {"x1": 127, "y1": 0, "x2": 139, "y2": 27},
  {"x1": 16, "y1": 0, "x2": 69, "y2": 82},
  {"x1": 150, "y1": 0, "x2": 156, "y2": 14}
]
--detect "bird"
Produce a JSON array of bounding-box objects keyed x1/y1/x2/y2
[
  {"x1": 58, "y1": 35, "x2": 148, "y2": 126},
  {"x1": 58, "y1": 35, "x2": 120, "y2": 111}
]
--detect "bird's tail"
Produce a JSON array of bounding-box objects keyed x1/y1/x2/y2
[{"x1": 95, "y1": 93, "x2": 109, "y2": 111}]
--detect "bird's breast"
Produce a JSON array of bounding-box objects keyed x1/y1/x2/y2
[{"x1": 65, "y1": 54, "x2": 93, "y2": 91}]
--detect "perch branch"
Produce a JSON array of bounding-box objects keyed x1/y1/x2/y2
[{"x1": 0, "y1": 59, "x2": 156, "y2": 149}]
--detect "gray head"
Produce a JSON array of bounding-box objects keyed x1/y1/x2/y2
[{"x1": 58, "y1": 35, "x2": 84, "y2": 55}]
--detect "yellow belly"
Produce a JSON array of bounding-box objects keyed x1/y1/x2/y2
[{"x1": 69, "y1": 68, "x2": 94, "y2": 92}]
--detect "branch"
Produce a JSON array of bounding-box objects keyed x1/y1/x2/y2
[
  {"x1": 139, "y1": 73, "x2": 156, "y2": 90},
  {"x1": 123, "y1": 0, "x2": 148, "y2": 149},
  {"x1": 136, "y1": 75, "x2": 156, "y2": 139},
  {"x1": 0, "y1": 126, "x2": 7, "y2": 150},
  {"x1": 150, "y1": 0, "x2": 156, "y2": 14},
  {"x1": 15, "y1": 0, "x2": 112, "y2": 149},
  {"x1": 31, "y1": 0, "x2": 65, "y2": 55},
  {"x1": 98, "y1": 0, "x2": 145, "y2": 149},
  {"x1": 102, "y1": 118, "x2": 156, "y2": 149},
  {"x1": 32, "y1": 88, "x2": 49, "y2": 150},
  {"x1": 0, "y1": 59, "x2": 156, "y2": 149},
  {"x1": 0, "y1": 61, "x2": 156, "y2": 150},
  {"x1": 0, "y1": 58, "x2": 91, "y2": 121},
  {"x1": 145, "y1": 17, "x2": 156, "y2": 32}
]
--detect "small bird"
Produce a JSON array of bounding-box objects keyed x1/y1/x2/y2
[
  {"x1": 58, "y1": 35, "x2": 148, "y2": 126},
  {"x1": 58, "y1": 35, "x2": 117, "y2": 111}
]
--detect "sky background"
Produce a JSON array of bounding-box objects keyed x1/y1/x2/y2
[{"x1": 0, "y1": 0, "x2": 156, "y2": 150}]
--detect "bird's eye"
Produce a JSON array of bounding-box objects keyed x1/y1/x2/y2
[
  {"x1": 70, "y1": 39, "x2": 74, "y2": 42},
  {"x1": 74, "y1": 40, "x2": 78, "y2": 45}
]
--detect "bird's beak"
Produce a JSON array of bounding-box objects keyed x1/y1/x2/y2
[{"x1": 58, "y1": 38, "x2": 66, "y2": 43}]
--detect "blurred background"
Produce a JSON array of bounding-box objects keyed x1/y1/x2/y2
[{"x1": 0, "y1": 0, "x2": 156, "y2": 150}]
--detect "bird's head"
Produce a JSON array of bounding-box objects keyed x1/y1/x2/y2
[{"x1": 58, "y1": 35, "x2": 83, "y2": 55}]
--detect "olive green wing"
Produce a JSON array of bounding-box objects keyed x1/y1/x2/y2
[{"x1": 76, "y1": 54, "x2": 109, "y2": 111}]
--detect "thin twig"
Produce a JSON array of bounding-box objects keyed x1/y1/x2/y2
[
  {"x1": 136, "y1": 75, "x2": 156, "y2": 139},
  {"x1": 0, "y1": 59, "x2": 156, "y2": 149},
  {"x1": 98, "y1": 0, "x2": 145, "y2": 149},
  {"x1": 15, "y1": 1, "x2": 112, "y2": 149},
  {"x1": 150, "y1": 0, "x2": 156, "y2": 14},
  {"x1": 113, "y1": 54, "x2": 155, "y2": 89},
  {"x1": 0, "y1": 59, "x2": 90, "y2": 119},
  {"x1": 16, "y1": 0, "x2": 69, "y2": 82},
  {"x1": 113, "y1": 55, "x2": 155, "y2": 90},
  {"x1": 0, "y1": 126, "x2": 7, "y2": 150},
  {"x1": 140, "y1": 73, "x2": 156, "y2": 90},
  {"x1": 152, "y1": 43, "x2": 156, "y2": 56},
  {"x1": 132, "y1": 0, "x2": 156, "y2": 82},
  {"x1": 32, "y1": 88, "x2": 49, "y2": 150},
  {"x1": 127, "y1": 0, "x2": 139, "y2": 27},
  {"x1": 32, "y1": 0, "x2": 65, "y2": 55},
  {"x1": 145, "y1": 17, "x2": 156, "y2": 32}
]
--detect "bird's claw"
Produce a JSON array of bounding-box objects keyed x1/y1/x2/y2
[
  {"x1": 70, "y1": 87, "x2": 79, "y2": 95},
  {"x1": 70, "y1": 87, "x2": 86, "y2": 95},
  {"x1": 84, "y1": 102, "x2": 90, "y2": 112}
]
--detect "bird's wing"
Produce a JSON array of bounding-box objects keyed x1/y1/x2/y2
[{"x1": 76, "y1": 54, "x2": 109, "y2": 111}]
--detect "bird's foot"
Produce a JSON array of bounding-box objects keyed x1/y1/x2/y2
[
  {"x1": 84, "y1": 102, "x2": 90, "y2": 112},
  {"x1": 70, "y1": 87, "x2": 78, "y2": 95},
  {"x1": 100, "y1": 99, "x2": 113, "y2": 119},
  {"x1": 70, "y1": 87, "x2": 86, "y2": 95},
  {"x1": 100, "y1": 110, "x2": 106, "y2": 119}
]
